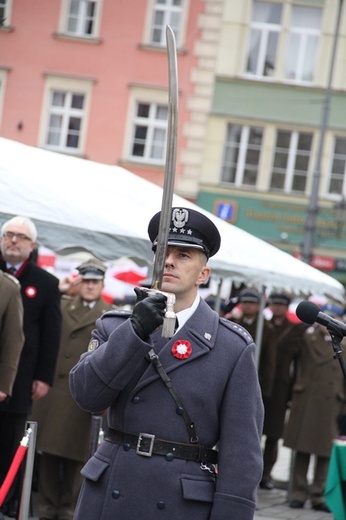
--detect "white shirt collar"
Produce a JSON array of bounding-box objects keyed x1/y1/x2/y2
[
  {"x1": 83, "y1": 300, "x2": 97, "y2": 309},
  {"x1": 7, "y1": 261, "x2": 24, "y2": 270},
  {"x1": 175, "y1": 294, "x2": 200, "y2": 334}
]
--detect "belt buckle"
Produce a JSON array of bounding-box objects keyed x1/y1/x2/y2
[{"x1": 136, "y1": 433, "x2": 155, "y2": 457}]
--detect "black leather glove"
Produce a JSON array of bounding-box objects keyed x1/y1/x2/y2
[
  {"x1": 131, "y1": 292, "x2": 167, "y2": 340},
  {"x1": 134, "y1": 287, "x2": 148, "y2": 303}
]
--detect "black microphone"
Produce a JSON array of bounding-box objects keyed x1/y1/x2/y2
[{"x1": 296, "y1": 300, "x2": 346, "y2": 336}]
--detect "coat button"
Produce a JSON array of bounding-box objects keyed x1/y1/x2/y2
[
  {"x1": 112, "y1": 490, "x2": 121, "y2": 499},
  {"x1": 123, "y1": 443, "x2": 131, "y2": 451},
  {"x1": 132, "y1": 396, "x2": 140, "y2": 404},
  {"x1": 157, "y1": 501, "x2": 165, "y2": 509},
  {"x1": 165, "y1": 453, "x2": 174, "y2": 461}
]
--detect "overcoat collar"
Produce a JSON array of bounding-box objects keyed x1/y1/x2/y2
[
  {"x1": 64, "y1": 296, "x2": 108, "y2": 332},
  {"x1": 134, "y1": 299, "x2": 219, "y2": 391},
  {"x1": 305, "y1": 329, "x2": 334, "y2": 365}
]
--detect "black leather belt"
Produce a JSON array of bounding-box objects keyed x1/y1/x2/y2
[{"x1": 105, "y1": 428, "x2": 218, "y2": 464}]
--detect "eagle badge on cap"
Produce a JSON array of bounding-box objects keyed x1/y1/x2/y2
[{"x1": 172, "y1": 208, "x2": 189, "y2": 232}]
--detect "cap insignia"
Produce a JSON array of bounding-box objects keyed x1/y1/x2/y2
[{"x1": 172, "y1": 208, "x2": 189, "y2": 229}]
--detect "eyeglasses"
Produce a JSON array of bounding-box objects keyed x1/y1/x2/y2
[{"x1": 2, "y1": 231, "x2": 33, "y2": 242}]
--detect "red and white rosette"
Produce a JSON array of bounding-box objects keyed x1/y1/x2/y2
[{"x1": 172, "y1": 340, "x2": 192, "y2": 360}]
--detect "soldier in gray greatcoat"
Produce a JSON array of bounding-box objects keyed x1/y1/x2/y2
[
  {"x1": 31, "y1": 259, "x2": 114, "y2": 520},
  {"x1": 70, "y1": 207, "x2": 264, "y2": 520},
  {"x1": 284, "y1": 304, "x2": 346, "y2": 513}
]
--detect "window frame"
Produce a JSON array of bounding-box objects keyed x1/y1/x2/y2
[
  {"x1": 327, "y1": 136, "x2": 346, "y2": 197},
  {"x1": 59, "y1": 0, "x2": 103, "y2": 39},
  {"x1": 269, "y1": 129, "x2": 313, "y2": 194},
  {"x1": 0, "y1": 69, "x2": 8, "y2": 128},
  {"x1": 283, "y1": 5, "x2": 322, "y2": 83},
  {"x1": 123, "y1": 86, "x2": 170, "y2": 167},
  {"x1": 0, "y1": 0, "x2": 13, "y2": 28},
  {"x1": 245, "y1": 1, "x2": 283, "y2": 78},
  {"x1": 39, "y1": 75, "x2": 94, "y2": 155},
  {"x1": 244, "y1": 2, "x2": 322, "y2": 85},
  {"x1": 143, "y1": 0, "x2": 189, "y2": 48},
  {"x1": 221, "y1": 123, "x2": 263, "y2": 188},
  {"x1": 129, "y1": 101, "x2": 168, "y2": 165}
]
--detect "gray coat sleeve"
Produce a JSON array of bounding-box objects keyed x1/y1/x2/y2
[{"x1": 69, "y1": 314, "x2": 152, "y2": 413}]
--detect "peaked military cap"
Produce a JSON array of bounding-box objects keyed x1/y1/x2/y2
[
  {"x1": 239, "y1": 289, "x2": 261, "y2": 303},
  {"x1": 268, "y1": 292, "x2": 291, "y2": 306},
  {"x1": 148, "y1": 207, "x2": 221, "y2": 258},
  {"x1": 77, "y1": 259, "x2": 106, "y2": 280}
]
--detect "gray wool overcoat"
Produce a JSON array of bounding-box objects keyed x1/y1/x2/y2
[
  {"x1": 31, "y1": 296, "x2": 114, "y2": 461},
  {"x1": 70, "y1": 298, "x2": 264, "y2": 520}
]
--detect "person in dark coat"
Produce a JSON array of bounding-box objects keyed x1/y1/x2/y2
[
  {"x1": 284, "y1": 304, "x2": 346, "y2": 513},
  {"x1": 70, "y1": 207, "x2": 264, "y2": 520},
  {"x1": 0, "y1": 216, "x2": 62, "y2": 518},
  {"x1": 259, "y1": 292, "x2": 305, "y2": 490},
  {"x1": 31, "y1": 259, "x2": 115, "y2": 520},
  {"x1": 230, "y1": 290, "x2": 275, "y2": 377},
  {"x1": 230, "y1": 289, "x2": 263, "y2": 338}
]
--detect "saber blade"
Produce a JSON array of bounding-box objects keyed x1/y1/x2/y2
[{"x1": 151, "y1": 25, "x2": 178, "y2": 291}]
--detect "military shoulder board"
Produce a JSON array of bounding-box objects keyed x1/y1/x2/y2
[{"x1": 219, "y1": 317, "x2": 254, "y2": 344}]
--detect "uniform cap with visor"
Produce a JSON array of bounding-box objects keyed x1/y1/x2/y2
[
  {"x1": 148, "y1": 207, "x2": 221, "y2": 259},
  {"x1": 238, "y1": 290, "x2": 261, "y2": 303},
  {"x1": 268, "y1": 292, "x2": 291, "y2": 306},
  {"x1": 76, "y1": 259, "x2": 106, "y2": 280}
]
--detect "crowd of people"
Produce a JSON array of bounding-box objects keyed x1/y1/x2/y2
[
  {"x1": 225, "y1": 288, "x2": 346, "y2": 513},
  {"x1": 0, "y1": 211, "x2": 345, "y2": 519}
]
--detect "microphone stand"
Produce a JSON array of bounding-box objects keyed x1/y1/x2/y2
[{"x1": 327, "y1": 322, "x2": 346, "y2": 380}]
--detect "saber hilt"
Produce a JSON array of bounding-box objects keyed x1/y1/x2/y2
[{"x1": 140, "y1": 287, "x2": 176, "y2": 338}]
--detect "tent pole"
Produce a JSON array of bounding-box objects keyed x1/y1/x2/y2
[
  {"x1": 254, "y1": 285, "x2": 266, "y2": 369},
  {"x1": 214, "y1": 277, "x2": 223, "y2": 315}
]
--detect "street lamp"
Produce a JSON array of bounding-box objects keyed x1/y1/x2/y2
[{"x1": 301, "y1": 0, "x2": 344, "y2": 264}]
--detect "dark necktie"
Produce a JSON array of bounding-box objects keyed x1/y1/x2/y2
[
  {"x1": 8, "y1": 266, "x2": 16, "y2": 275},
  {"x1": 175, "y1": 317, "x2": 179, "y2": 332}
]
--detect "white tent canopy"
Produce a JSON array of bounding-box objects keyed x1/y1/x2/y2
[{"x1": 0, "y1": 138, "x2": 344, "y2": 301}]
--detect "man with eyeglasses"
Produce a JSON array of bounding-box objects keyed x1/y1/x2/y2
[{"x1": 0, "y1": 216, "x2": 62, "y2": 518}]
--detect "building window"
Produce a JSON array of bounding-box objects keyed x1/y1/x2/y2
[
  {"x1": 64, "y1": 0, "x2": 99, "y2": 37},
  {"x1": 0, "y1": 0, "x2": 7, "y2": 25},
  {"x1": 284, "y1": 6, "x2": 321, "y2": 82},
  {"x1": 150, "y1": 0, "x2": 183, "y2": 46},
  {"x1": 130, "y1": 102, "x2": 168, "y2": 164},
  {"x1": 45, "y1": 90, "x2": 86, "y2": 152},
  {"x1": 328, "y1": 137, "x2": 346, "y2": 195},
  {"x1": 246, "y1": 1, "x2": 282, "y2": 77},
  {"x1": 0, "y1": 0, "x2": 12, "y2": 26},
  {"x1": 270, "y1": 130, "x2": 313, "y2": 193},
  {"x1": 0, "y1": 70, "x2": 7, "y2": 127},
  {"x1": 221, "y1": 124, "x2": 263, "y2": 187}
]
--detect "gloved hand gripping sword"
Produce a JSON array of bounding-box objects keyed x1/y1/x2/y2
[{"x1": 140, "y1": 25, "x2": 178, "y2": 338}]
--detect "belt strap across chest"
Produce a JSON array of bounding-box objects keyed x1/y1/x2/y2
[{"x1": 105, "y1": 428, "x2": 218, "y2": 464}]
